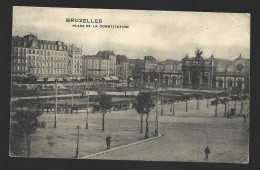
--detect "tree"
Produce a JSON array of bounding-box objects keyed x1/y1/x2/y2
[
  {"x1": 10, "y1": 109, "x2": 45, "y2": 157},
  {"x1": 43, "y1": 77, "x2": 48, "y2": 89},
  {"x1": 211, "y1": 94, "x2": 221, "y2": 117},
  {"x1": 133, "y1": 99, "x2": 144, "y2": 133},
  {"x1": 182, "y1": 94, "x2": 191, "y2": 112},
  {"x1": 192, "y1": 93, "x2": 203, "y2": 110},
  {"x1": 230, "y1": 95, "x2": 240, "y2": 114},
  {"x1": 204, "y1": 93, "x2": 212, "y2": 109},
  {"x1": 169, "y1": 96, "x2": 180, "y2": 115},
  {"x1": 241, "y1": 94, "x2": 249, "y2": 113},
  {"x1": 99, "y1": 94, "x2": 113, "y2": 131},
  {"x1": 220, "y1": 97, "x2": 230, "y2": 117},
  {"x1": 135, "y1": 92, "x2": 155, "y2": 138}
]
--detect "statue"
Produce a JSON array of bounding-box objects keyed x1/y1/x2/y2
[{"x1": 195, "y1": 48, "x2": 203, "y2": 58}]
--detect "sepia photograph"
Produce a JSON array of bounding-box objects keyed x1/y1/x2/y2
[{"x1": 9, "y1": 6, "x2": 250, "y2": 163}]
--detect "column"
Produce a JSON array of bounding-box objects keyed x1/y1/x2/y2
[
  {"x1": 188, "y1": 71, "x2": 191, "y2": 83},
  {"x1": 242, "y1": 78, "x2": 245, "y2": 89},
  {"x1": 234, "y1": 76, "x2": 237, "y2": 88},
  {"x1": 224, "y1": 76, "x2": 226, "y2": 89},
  {"x1": 216, "y1": 78, "x2": 218, "y2": 88}
]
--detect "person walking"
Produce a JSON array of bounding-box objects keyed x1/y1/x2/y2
[
  {"x1": 106, "y1": 135, "x2": 111, "y2": 150},
  {"x1": 204, "y1": 146, "x2": 211, "y2": 160}
]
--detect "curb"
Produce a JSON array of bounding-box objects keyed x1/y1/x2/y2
[{"x1": 80, "y1": 134, "x2": 162, "y2": 159}]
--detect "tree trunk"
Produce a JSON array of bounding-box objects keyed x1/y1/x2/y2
[
  {"x1": 224, "y1": 103, "x2": 227, "y2": 117},
  {"x1": 215, "y1": 104, "x2": 218, "y2": 117},
  {"x1": 26, "y1": 135, "x2": 31, "y2": 158},
  {"x1": 140, "y1": 113, "x2": 143, "y2": 133},
  {"x1": 145, "y1": 113, "x2": 149, "y2": 139},
  {"x1": 234, "y1": 100, "x2": 237, "y2": 111},
  {"x1": 240, "y1": 100, "x2": 243, "y2": 114},
  {"x1": 185, "y1": 100, "x2": 188, "y2": 112},
  {"x1": 197, "y1": 99, "x2": 199, "y2": 110},
  {"x1": 172, "y1": 101, "x2": 175, "y2": 115},
  {"x1": 207, "y1": 99, "x2": 209, "y2": 108},
  {"x1": 227, "y1": 101, "x2": 230, "y2": 114},
  {"x1": 102, "y1": 112, "x2": 105, "y2": 131}
]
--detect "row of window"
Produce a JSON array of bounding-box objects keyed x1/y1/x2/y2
[
  {"x1": 28, "y1": 68, "x2": 68, "y2": 74},
  {"x1": 27, "y1": 55, "x2": 69, "y2": 61},
  {"x1": 39, "y1": 44, "x2": 67, "y2": 51}
]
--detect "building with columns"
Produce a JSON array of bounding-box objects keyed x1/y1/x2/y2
[
  {"x1": 142, "y1": 56, "x2": 182, "y2": 87},
  {"x1": 214, "y1": 54, "x2": 250, "y2": 91},
  {"x1": 181, "y1": 49, "x2": 250, "y2": 91}
]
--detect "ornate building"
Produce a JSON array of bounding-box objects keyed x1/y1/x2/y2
[
  {"x1": 11, "y1": 34, "x2": 72, "y2": 78},
  {"x1": 182, "y1": 49, "x2": 250, "y2": 90},
  {"x1": 142, "y1": 56, "x2": 182, "y2": 87}
]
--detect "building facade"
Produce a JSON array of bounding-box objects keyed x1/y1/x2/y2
[
  {"x1": 68, "y1": 44, "x2": 83, "y2": 77},
  {"x1": 181, "y1": 49, "x2": 250, "y2": 90},
  {"x1": 11, "y1": 34, "x2": 72, "y2": 78},
  {"x1": 142, "y1": 56, "x2": 182, "y2": 87},
  {"x1": 116, "y1": 55, "x2": 130, "y2": 80}
]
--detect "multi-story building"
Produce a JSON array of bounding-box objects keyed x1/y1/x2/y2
[
  {"x1": 68, "y1": 44, "x2": 83, "y2": 77},
  {"x1": 116, "y1": 55, "x2": 129, "y2": 80},
  {"x1": 82, "y1": 50, "x2": 119, "y2": 81},
  {"x1": 96, "y1": 50, "x2": 117, "y2": 76},
  {"x1": 142, "y1": 56, "x2": 182, "y2": 87},
  {"x1": 128, "y1": 59, "x2": 145, "y2": 82},
  {"x1": 11, "y1": 34, "x2": 72, "y2": 78}
]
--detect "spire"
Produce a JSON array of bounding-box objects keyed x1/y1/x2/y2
[
  {"x1": 210, "y1": 54, "x2": 214, "y2": 58},
  {"x1": 238, "y1": 53, "x2": 242, "y2": 58},
  {"x1": 185, "y1": 54, "x2": 189, "y2": 58}
]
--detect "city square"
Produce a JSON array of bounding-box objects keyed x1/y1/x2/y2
[{"x1": 10, "y1": 7, "x2": 250, "y2": 163}]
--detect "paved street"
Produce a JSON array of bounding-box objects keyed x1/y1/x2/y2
[
  {"x1": 87, "y1": 99, "x2": 249, "y2": 163},
  {"x1": 90, "y1": 114, "x2": 249, "y2": 163},
  {"x1": 18, "y1": 99, "x2": 249, "y2": 163}
]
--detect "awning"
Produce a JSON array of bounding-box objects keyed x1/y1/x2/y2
[
  {"x1": 129, "y1": 78, "x2": 134, "y2": 81},
  {"x1": 110, "y1": 76, "x2": 119, "y2": 81},
  {"x1": 47, "y1": 78, "x2": 56, "y2": 81},
  {"x1": 37, "y1": 79, "x2": 44, "y2": 82},
  {"x1": 103, "y1": 76, "x2": 112, "y2": 81},
  {"x1": 57, "y1": 78, "x2": 63, "y2": 81}
]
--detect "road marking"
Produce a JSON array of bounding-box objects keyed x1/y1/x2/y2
[{"x1": 80, "y1": 134, "x2": 162, "y2": 159}]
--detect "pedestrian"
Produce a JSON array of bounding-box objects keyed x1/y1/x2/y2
[
  {"x1": 106, "y1": 135, "x2": 111, "y2": 150},
  {"x1": 204, "y1": 146, "x2": 211, "y2": 160}
]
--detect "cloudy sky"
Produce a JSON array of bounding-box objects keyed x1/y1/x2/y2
[{"x1": 13, "y1": 6, "x2": 250, "y2": 61}]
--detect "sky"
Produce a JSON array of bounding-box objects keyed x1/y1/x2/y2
[{"x1": 12, "y1": 6, "x2": 250, "y2": 61}]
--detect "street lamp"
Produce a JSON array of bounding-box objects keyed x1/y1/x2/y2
[
  {"x1": 161, "y1": 85, "x2": 164, "y2": 115},
  {"x1": 86, "y1": 75, "x2": 90, "y2": 129},
  {"x1": 75, "y1": 124, "x2": 80, "y2": 158},
  {"x1": 154, "y1": 78, "x2": 159, "y2": 136},
  {"x1": 54, "y1": 78, "x2": 57, "y2": 128}
]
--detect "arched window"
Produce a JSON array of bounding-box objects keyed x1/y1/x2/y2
[
  {"x1": 227, "y1": 78, "x2": 233, "y2": 88},
  {"x1": 237, "y1": 79, "x2": 243, "y2": 88},
  {"x1": 218, "y1": 79, "x2": 223, "y2": 88}
]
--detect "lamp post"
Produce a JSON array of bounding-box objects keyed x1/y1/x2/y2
[
  {"x1": 154, "y1": 78, "x2": 159, "y2": 136},
  {"x1": 54, "y1": 78, "x2": 57, "y2": 128},
  {"x1": 86, "y1": 75, "x2": 90, "y2": 129},
  {"x1": 161, "y1": 85, "x2": 164, "y2": 115},
  {"x1": 75, "y1": 125, "x2": 80, "y2": 158}
]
